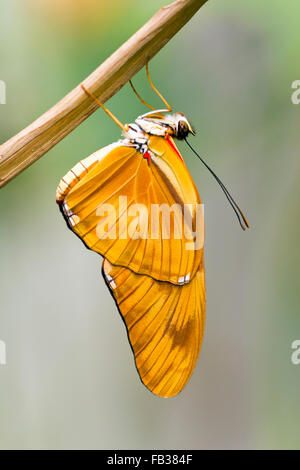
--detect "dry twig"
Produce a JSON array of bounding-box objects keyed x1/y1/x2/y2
[{"x1": 0, "y1": 0, "x2": 208, "y2": 188}]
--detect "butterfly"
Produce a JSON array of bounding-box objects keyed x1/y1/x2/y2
[{"x1": 56, "y1": 64, "x2": 249, "y2": 397}]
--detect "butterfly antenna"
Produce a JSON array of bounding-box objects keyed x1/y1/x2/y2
[
  {"x1": 81, "y1": 84, "x2": 126, "y2": 132},
  {"x1": 185, "y1": 138, "x2": 250, "y2": 231}
]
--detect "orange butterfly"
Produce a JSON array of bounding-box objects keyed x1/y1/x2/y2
[{"x1": 56, "y1": 64, "x2": 248, "y2": 397}]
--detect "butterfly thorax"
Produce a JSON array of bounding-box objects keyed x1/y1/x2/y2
[{"x1": 121, "y1": 111, "x2": 195, "y2": 157}]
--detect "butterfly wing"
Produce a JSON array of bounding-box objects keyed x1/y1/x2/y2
[
  {"x1": 57, "y1": 137, "x2": 203, "y2": 285},
  {"x1": 102, "y1": 257, "x2": 206, "y2": 398}
]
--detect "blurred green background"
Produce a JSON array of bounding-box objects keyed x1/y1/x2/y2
[{"x1": 0, "y1": 0, "x2": 300, "y2": 450}]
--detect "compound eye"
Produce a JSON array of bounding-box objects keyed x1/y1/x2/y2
[{"x1": 177, "y1": 120, "x2": 190, "y2": 139}]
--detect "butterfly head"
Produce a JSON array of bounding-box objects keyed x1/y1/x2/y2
[
  {"x1": 169, "y1": 112, "x2": 196, "y2": 140},
  {"x1": 135, "y1": 110, "x2": 195, "y2": 141}
]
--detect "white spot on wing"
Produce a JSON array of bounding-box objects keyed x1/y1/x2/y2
[
  {"x1": 63, "y1": 202, "x2": 74, "y2": 217},
  {"x1": 69, "y1": 215, "x2": 80, "y2": 226}
]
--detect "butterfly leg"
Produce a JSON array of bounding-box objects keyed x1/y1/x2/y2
[
  {"x1": 129, "y1": 79, "x2": 156, "y2": 111},
  {"x1": 129, "y1": 62, "x2": 172, "y2": 116},
  {"x1": 81, "y1": 85, "x2": 127, "y2": 132},
  {"x1": 145, "y1": 62, "x2": 172, "y2": 112}
]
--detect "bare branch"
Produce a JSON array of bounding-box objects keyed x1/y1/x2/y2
[{"x1": 0, "y1": 0, "x2": 208, "y2": 188}]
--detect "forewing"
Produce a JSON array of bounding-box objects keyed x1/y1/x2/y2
[{"x1": 58, "y1": 139, "x2": 203, "y2": 284}]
